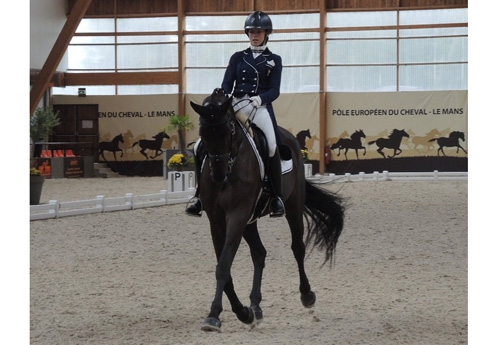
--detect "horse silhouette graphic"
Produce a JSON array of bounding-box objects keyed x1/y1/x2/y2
[
  {"x1": 330, "y1": 129, "x2": 366, "y2": 160},
  {"x1": 295, "y1": 129, "x2": 311, "y2": 151},
  {"x1": 132, "y1": 131, "x2": 170, "y2": 159},
  {"x1": 98, "y1": 133, "x2": 124, "y2": 161},
  {"x1": 428, "y1": 131, "x2": 467, "y2": 156},
  {"x1": 368, "y1": 129, "x2": 410, "y2": 158}
]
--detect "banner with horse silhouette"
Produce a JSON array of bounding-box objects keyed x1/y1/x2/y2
[
  {"x1": 53, "y1": 90, "x2": 466, "y2": 176},
  {"x1": 324, "y1": 90, "x2": 467, "y2": 174}
]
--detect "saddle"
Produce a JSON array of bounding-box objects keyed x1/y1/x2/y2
[{"x1": 244, "y1": 123, "x2": 292, "y2": 223}]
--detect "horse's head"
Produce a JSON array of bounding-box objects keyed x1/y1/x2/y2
[
  {"x1": 451, "y1": 131, "x2": 465, "y2": 141},
  {"x1": 116, "y1": 134, "x2": 124, "y2": 143},
  {"x1": 190, "y1": 89, "x2": 235, "y2": 184},
  {"x1": 352, "y1": 129, "x2": 366, "y2": 138},
  {"x1": 390, "y1": 129, "x2": 410, "y2": 139},
  {"x1": 155, "y1": 131, "x2": 170, "y2": 140}
]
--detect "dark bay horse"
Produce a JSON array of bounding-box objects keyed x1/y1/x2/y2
[
  {"x1": 368, "y1": 129, "x2": 409, "y2": 158},
  {"x1": 330, "y1": 129, "x2": 366, "y2": 160},
  {"x1": 189, "y1": 88, "x2": 345, "y2": 332},
  {"x1": 98, "y1": 133, "x2": 124, "y2": 161},
  {"x1": 428, "y1": 131, "x2": 467, "y2": 156},
  {"x1": 132, "y1": 131, "x2": 170, "y2": 159}
]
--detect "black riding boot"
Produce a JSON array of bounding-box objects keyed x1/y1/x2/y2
[
  {"x1": 185, "y1": 143, "x2": 205, "y2": 217},
  {"x1": 268, "y1": 151, "x2": 285, "y2": 217}
]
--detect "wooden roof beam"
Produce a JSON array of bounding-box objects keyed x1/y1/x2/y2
[
  {"x1": 30, "y1": 0, "x2": 93, "y2": 115},
  {"x1": 64, "y1": 71, "x2": 180, "y2": 86}
]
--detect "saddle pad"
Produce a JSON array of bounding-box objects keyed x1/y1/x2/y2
[
  {"x1": 241, "y1": 123, "x2": 293, "y2": 179},
  {"x1": 281, "y1": 159, "x2": 293, "y2": 174}
]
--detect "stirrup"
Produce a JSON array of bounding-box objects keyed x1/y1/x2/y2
[
  {"x1": 269, "y1": 197, "x2": 285, "y2": 218},
  {"x1": 185, "y1": 197, "x2": 202, "y2": 217}
]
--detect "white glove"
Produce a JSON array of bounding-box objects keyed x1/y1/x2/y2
[{"x1": 249, "y1": 96, "x2": 262, "y2": 108}]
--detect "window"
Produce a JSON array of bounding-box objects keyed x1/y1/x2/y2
[
  {"x1": 53, "y1": 9, "x2": 467, "y2": 95},
  {"x1": 326, "y1": 9, "x2": 467, "y2": 92}
]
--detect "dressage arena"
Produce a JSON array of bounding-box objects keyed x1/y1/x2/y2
[{"x1": 30, "y1": 177, "x2": 467, "y2": 344}]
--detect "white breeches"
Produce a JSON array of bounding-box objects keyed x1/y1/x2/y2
[{"x1": 232, "y1": 95, "x2": 277, "y2": 157}]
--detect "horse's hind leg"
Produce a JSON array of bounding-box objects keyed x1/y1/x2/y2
[
  {"x1": 243, "y1": 222, "x2": 266, "y2": 323},
  {"x1": 376, "y1": 147, "x2": 386, "y2": 158},
  {"x1": 140, "y1": 148, "x2": 149, "y2": 159},
  {"x1": 286, "y1": 210, "x2": 316, "y2": 308}
]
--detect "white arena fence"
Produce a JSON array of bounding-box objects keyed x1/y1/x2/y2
[
  {"x1": 30, "y1": 169, "x2": 467, "y2": 221},
  {"x1": 304, "y1": 168, "x2": 468, "y2": 184}
]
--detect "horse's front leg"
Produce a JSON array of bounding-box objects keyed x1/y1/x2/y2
[
  {"x1": 389, "y1": 148, "x2": 402, "y2": 158},
  {"x1": 150, "y1": 150, "x2": 161, "y2": 159},
  {"x1": 243, "y1": 222, "x2": 266, "y2": 324},
  {"x1": 202, "y1": 222, "x2": 254, "y2": 332}
]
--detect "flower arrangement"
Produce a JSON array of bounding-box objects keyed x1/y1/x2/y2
[
  {"x1": 30, "y1": 167, "x2": 42, "y2": 176},
  {"x1": 301, "y1": 149, "x2": 309, "y2": 161},
  {"x1": 168, "y1": 153, "x2": 193, "y2": 169}
]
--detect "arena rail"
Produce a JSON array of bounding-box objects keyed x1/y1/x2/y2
[
  {"x1": 30, "y1": 170, "x2": 467, "y2": 221},
  {"x1": 305, "y1": 170, "x2": 468, "y2": 184},
  {"x1": 30, "y1": 188, "x2": 195, "y2": 221}
]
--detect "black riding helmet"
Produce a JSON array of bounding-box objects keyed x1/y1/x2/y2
[{"x1": 244, "y1": 11, "x2": 273, "y2": 35}]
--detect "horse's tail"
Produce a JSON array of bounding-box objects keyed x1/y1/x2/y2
[
  {"x1": 303, "y1": 180, "x2": 345, "y2": 267},
  {"x1": 428, "y1": 138, "x2": 438, "y2": 142},
  {"x1": 367, "y1": 140, "x2": 376, "y2": 145},
  {"x1": 132, "y1": 141, "x2": 139, "y2": 147},
  {"x1": 330, "y1": 141, "x2": 340, "y2": 149}
]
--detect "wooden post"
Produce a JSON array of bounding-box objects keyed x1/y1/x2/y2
[{"x1": 30, "y1": 0, "x2": 93, "y2": 115}]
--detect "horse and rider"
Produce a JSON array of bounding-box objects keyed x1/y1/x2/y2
[{"x1": 184, "y1": 12, "x2": 345, "y2": 332}]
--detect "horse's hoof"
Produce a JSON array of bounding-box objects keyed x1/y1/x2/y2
[
  {"x1": 201, "y1": 317, "x2": 221, "y2": 332},
  {"x1": 301, "y1": 291, "x2": 316, "y2": 308},
  {"x1": 251, "y1": 305, "x2": 263, "y2": 324},
  {"x1": 237, "y1": 306, "x2": 255, "y2": 325}
]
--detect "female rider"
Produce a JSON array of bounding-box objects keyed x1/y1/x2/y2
[{"x1": 186, "y1": 11, "x2": 285, "y2": 218}]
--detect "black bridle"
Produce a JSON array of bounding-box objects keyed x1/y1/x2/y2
[
  {"x1": 199, "y1": 105, "x2": 237, "y2": 181},
  {"x1": 195, "y1": 88, "x2": 257, "y2": 183}
]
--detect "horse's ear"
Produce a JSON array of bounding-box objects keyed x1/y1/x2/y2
[{"x1": 190, "y1": 101, "x2": 206, "y2": 116}]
